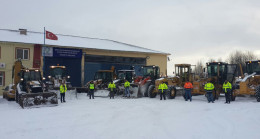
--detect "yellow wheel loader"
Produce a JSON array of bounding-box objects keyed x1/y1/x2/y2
[
  {"x1": 148, "y1": 64, "x2": 195, "y2": 99},
  {"x1": 233, "y1": 60, "x2": 260, "y2": 102},
  {"x1": 192, "y1": 62, "x2": 238, "y2": 100},
  {"x1": 9, "y1": 60, "x2": 58, "y2": 108}
]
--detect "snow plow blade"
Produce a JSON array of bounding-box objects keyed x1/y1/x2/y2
[{"x1": 18, "y1": 92, "x2": 58, "y2": 108}]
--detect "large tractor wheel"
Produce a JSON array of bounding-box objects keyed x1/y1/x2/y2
[
  {"x1": 167, "y1": 87, "x2": 177, "y2": 99},
  {"x1": 147, "y1": 85, "x2": 156, "y2": 98},
  {"x1": 255, "y1": 85, "x2": 260, "y2": 102},
  {"x1": 143, "y1": 82, "x2": 151, "y2": 97},
  {"x1": 3, "y1": 93, "x2": 6, "y2": 99}
]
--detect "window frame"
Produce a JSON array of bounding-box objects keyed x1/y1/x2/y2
[
  {"x1": 0, "y1": 71, "x2": 5, "y2": 86},
  {"x1": 15, "y1": 47, "x2": 30, "y2": 60}
]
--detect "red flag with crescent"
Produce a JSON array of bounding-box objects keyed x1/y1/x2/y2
[{"x1": 46, "y1": 30, "x2": 58, "y2": 40}]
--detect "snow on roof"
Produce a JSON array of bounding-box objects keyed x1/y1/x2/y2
[{"x1": 0, "y1": 29, "x2": 168, "y2": 55}]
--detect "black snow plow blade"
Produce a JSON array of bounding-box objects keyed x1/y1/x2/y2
[{"x1": 18, "y1": 92, "x2": 58, "y2": 108}]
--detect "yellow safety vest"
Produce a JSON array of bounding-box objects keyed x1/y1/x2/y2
[
  {"x1": 60, "y1": 85, "x2": 67, "y2": 93},
  {"x1": 223, "y1": 82, "x2": 232, "y2": 93},
  {"x1": 108, "y1": 83, "x2": 116, "y2": 91},
  {"x1": 158, "y1": 83, "x2": 168, "y2": 93},
  {"x1": 90, "y1": 83, "x2": 95, "y2": 90},
  {"x1": 124, "y1": 81, "x2": 130, "y2": 87},
  {"x1": 204, "y1": 83, "x2": 214, "y2": 91}
]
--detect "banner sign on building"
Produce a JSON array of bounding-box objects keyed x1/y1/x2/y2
[
  {"x1": 42, "y1": 46, "x2": 53, "y2": 57},
  {"x1": 53, "y1": 47, "x2": 82, "y2": 58}
]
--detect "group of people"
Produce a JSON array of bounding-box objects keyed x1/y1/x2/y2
[
  {"x1": 181, "y1": 80, "x2": 232, "y2": 103},
  {"x1": 59, "y1": 79, "x2": 233, "y2": 104}
]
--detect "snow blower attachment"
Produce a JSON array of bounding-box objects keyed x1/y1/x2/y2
[{"x1": 12, "y1": 60, "x2": 58, "y2": 108}]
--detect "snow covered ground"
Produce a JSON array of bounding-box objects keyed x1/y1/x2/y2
[{"x1": 0, "y1": 91, "x2": 260, "y2": 139}]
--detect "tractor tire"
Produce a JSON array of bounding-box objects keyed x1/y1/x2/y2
[
  {"x1": 3, "y1": 93, "x2": 5, "y2": 99},
  {"x1": 231, "y1": 91, "x2": 236, "y2": 101},
  {"x1": 255, "y1": 85, "x2": 260, "y2": 102},
  {"x1": 147, "y1": 85, "x2": 156, "y2": 98},
  {"x1": 143, "y1": 82, "x2": 151, "y2": 97},
  {"x1": 167, "y1": 87, "x2": 177, "y2": 99}
]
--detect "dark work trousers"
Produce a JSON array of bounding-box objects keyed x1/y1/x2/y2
[
  {"x1": 225, "y1": 89, "x2": 231, "y2": 103},
  {"x1": 206, "y1": 91, "x2": 213, "y2": 102},
  {"x1": 89, "y1": 89, "x2": 94, "y2": 99},
  {"x1": 160, "y1": 90, "x2": 166, "y2": 100},
  {"x1": 185, "y1": 89, "x2": 192, "y2": 101},
  {"x1": 60, "y1": 93, "x2": 65, "y2": 102},
  {"x1": 110, "y1": 90, "x2": 115, "y2": 99}
]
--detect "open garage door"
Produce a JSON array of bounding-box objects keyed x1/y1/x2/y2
[{"x1": 84, "y1": 55, "x2": 146, "y2": 84}]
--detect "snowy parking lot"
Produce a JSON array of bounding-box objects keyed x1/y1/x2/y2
[{"x1": 0, "y1": 91, "x2": 260, "y2": 139}]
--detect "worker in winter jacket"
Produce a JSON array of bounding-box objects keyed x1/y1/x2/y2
[
  {"x1": 59, "y1": 82, "x2": 67, "y2": 103},
  {"x1": 124, "y1": 80, "x2": 130, "y2": 98},
  {"x1": 204, "y1": 81, "x2": 215, "y2": 103},
  {"x1": 223, "y1": 80, "x2": 232, "y2": 104},
  {"x1": 89, "y1": 81, "x2": 95, "y2": 99},
  {"x1": 184, "y1": 81, "x2": 193, "y2": 101},
  {"x1": 158, "y1": 81, "x2": 168, "y2": 100},
  {"x1": 108, "y1": 81, "x2": 116, "y2": 99}
]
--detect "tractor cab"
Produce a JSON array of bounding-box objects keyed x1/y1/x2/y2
[
  {"x1": 49, "y1": 66, "x2": 68, "y2": 79},
  {"x1": 141, "y1": 66, "x2": 160, "y2": 81},
  {"x1": 94, "y1": 70, "x2": 113, "y2": 83},
  {"x1": 117, "y1": 70, "x2": 135, "y2": 83},
  {"x1": 175, "y1": 64, "x2": 194, "y2": 83},
  {"x1": 246, "y1": 60, "x2": 260, "y2": 75},
  {"x1": 19, "y1": 68, "x2": 44, "y2": 93},
  {"x1": 206, "y1": 62, "x2": 237, "y2": 84}
]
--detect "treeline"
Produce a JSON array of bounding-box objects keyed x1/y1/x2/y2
[{"x1": 195, "y1": 50, "x2": 259, "y2": 75}]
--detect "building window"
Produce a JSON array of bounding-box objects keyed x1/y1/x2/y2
[
  {"x1": 0, "y1": 72, "x2": 4, "y2": 86},
  {"x1": 16, "y1": 48, "x2": 29, "y2": 60}
]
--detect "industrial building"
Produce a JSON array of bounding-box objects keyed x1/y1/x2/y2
[{"x1": 0, "y1": 29, "x2": 169, "y2": 95}]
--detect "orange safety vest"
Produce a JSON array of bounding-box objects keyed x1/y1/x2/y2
[{"x1": 184, "y1": 82, "x2": 193, "y2": 89}]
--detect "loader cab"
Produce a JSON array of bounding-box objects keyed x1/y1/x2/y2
[
  {"x1": 175, "y1": 64, "x2": 193, "y2": 82},
  {"x1": 19, "y1": 69, "x2": 43, "y2": 92},
  {"x1": 206, "y1": 62, "x2": 234, "y2": 84},
  {"x1": 246, "y1": 60, "x2": 260, "y2": 75},
  {"x1": 94, "y1": 71, "x2": 113, "y2": 83},
  {"x1": 118, "y1": 70, "x2": 135, "y2": 83},
  {"x1": 207, "y1": 62, "x2": 227, "y2": 84},
  {"x1": 141, "y1": 66, "x2": 160, "y2": 81},
  {"x1": 49, "y1": 66, "x2": 68, "y2": 79}
]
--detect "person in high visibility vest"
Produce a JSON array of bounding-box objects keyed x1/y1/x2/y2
[
  {"x1": 124, "y1": 80, "x2": 130, "y2": 98},
  {"x1": 184, "y1": 80, "x2": 193, "y2": 101},
  {"x1": 223, "y1": 80, "x2": 232, "y2": 104},
  {"x1": 108, "y1": 81, "x2": 116, "y2": 99},
  {"x1": 204, "y1": 81, "x2": 215, "y2": 103},
  {"x1": 89, "y1": 81, "x2": 95, "y2": 99},
  {"x1": 158, "y1": 81, "x2": 168, "y2": 100},
  {"x1": 59, "y1": 81, "x2": 67, "y2": 103}
]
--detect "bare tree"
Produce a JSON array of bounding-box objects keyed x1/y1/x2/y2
[
  {"x1": 227, "y1": 50, "x2": 258, "y2": 72},
  {"x1": 195, "y1": 60, "x2": 204, "y2": 76}
]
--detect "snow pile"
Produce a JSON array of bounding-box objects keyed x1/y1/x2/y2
[{"x1": 0, "y1": 94, "x2": 260, "y2": 139}]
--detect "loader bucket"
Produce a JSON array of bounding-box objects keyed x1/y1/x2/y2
[{"x1": 18, "y1": 92, "x2": 58, "y2": 108}]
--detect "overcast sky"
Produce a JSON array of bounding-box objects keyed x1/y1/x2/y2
[{"x1": 1, "y1": 0, "x2": 260, "y2": 74}]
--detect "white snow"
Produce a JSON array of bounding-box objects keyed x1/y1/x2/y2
[
  {"x1": 0, "y1": 92, "x2": 260, "y2": 139},
  {"x1": 0, "y1": 29, "x2": 167, "y2": 54}
]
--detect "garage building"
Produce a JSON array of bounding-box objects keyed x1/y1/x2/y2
[{"x1": 0, "y1": 29, "x2": 169, "y2": 95}]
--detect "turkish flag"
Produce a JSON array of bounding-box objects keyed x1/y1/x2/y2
[{"x1": 46, "y1": 31, "x2": 58, "y2": 40}]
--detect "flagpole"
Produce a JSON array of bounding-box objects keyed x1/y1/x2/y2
[
  {"x1": 44, "y1": 27, "x2": 46, "y2": 45},
  {"x1": 43, "y1": 27, "x2": 45, "y2": 79}
]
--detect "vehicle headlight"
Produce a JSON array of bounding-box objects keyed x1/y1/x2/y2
[
  {"x1": 48, "y1": 76, "x2": 51, "y2": 79},
  {"x1": 67, "y1": 76, "x2": 70, "y2": 79},
  {"x1": 20, "y1": 78, "x2": 24, "y2": 81}
]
